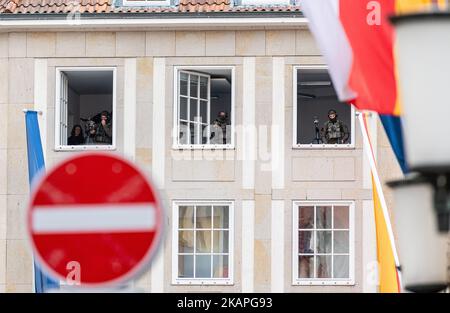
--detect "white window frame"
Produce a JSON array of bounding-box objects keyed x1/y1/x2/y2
[
  {"x1": 172, "y1": 200, "x2": 234, "y2": 286},
  {"x1": 121, "y1": 0, "x2": 171, "y2": 7},
  {"x1": 292, "y1": 200, "x2": 355, "y2": 286},
  {"x1": 173, "y1": 66, "x2": 235, "y2": 150},
  {"x1": 239, "y1": 0, "x2": 290, "y2": 6},
  {"x1": 293, "y1": 65, "x2": 356, "y2": 150},
  {"x1": 54, "y1": 67, "x2": 117, "y2": 151},
  {"x1": 178, "y1": 70, "x2": 211, "y2": 146}
]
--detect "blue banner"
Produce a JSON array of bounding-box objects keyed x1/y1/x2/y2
[
  {"x1": 25, "y1": 111, "x2": 60, "y2": 293},
  {"x1": 379, "y1": 115, "x2": 409, "y2": 174}
]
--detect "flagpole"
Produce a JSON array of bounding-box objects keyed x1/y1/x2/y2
[{"x1": 357, "y1": 111, "x2": 402, "y2": 288}]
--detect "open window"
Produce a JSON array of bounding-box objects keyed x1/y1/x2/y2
[
  {"x1": 174, "y1": 67, "x2": 234, "y2": 149},
  {"x1": 293, "y1": 66, "x2": 355, "y2": 149},
  {"x1": 55, "y1": 67, "x2": 116, "y2": 151},
  {"x1": 292, "y1": 201, "x2": 355, "y2": 286},
  {"x1": 172, "y1": 201, "x2": 234, "y2": 285}
]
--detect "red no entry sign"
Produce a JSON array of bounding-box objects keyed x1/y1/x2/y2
[{"x1": 27, "y1": 153, "x2": 164, "y2": 287}]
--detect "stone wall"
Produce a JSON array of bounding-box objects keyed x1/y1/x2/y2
[{"x1": 0, "y1": 29, "x2": 399, "y2": 293}]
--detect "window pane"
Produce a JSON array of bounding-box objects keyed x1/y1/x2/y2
[
  {"x1": 179, "y1": 97, "x2": 188, "y2": 120},
  {"x1": 298, "y1": 206, "x2": 314, "y2": 229},
  {"x1": 213, "y1": 206, "x2": 229, "y2": 229},
  {"x1": 180, "y1": 72, "x2": 188, "y2": 96},
  {"x1": 179, "y1": 206, "x2": 194, "y2": 229},
  {"x1": 316, "y1": 255, "x2": 332, "y2": 279},
  {"x1": 189, "y1": 123, "x2": 195, "y2": 145},
  {"x1": 334, "y1": 231, "x2": 349, "y2": 254},
  {"x1": 195, "y1": 255, "x2": 211, "y2": 278},
  {"x1": 178, "y1": 230, "x2": 194, "y2": 253},
  {"x1": 333, "y1": 255, "x2": 349, "y2": 279},
  {"x1": 296, "y1": 68, "x2": 352, "y2": 145},
  {"x1": 178, "y1": 255, "x2": 193, "y2": 278},
  {"x1": 200, "y1": 76, "x2": 208, "y2": 99},
  {"x1": 213, "y1": 255, "x2": 229, "y2": 278},
  {"x1": 334, "y1": 206, "x2": 349, "y2": 229},
  {"x1": 316, "y1": 231, "x2": 332, "y2": 253},
  {"x1": 316, "y1": 206, "x2": 332, "y2": 229},
  {"x1": 213, "y1": 230, "x2": 229, "y2": 253},
  {"x1": 190, "y1": 75, "x2": 199, "y2": 98},
  {"x1": 65, "y1": 70, "x2": 113, "y2": 147},
  {"x1": 298, "y1": 231, "x2": 314, "y2": 254},
  {"x1": 210, "y1": 123, "x2": 224, "y2": 145},
  {"x1": 224, "y1": 124, "x2": 231, "y2": 145},
  {"x1": 298, "y1": 255, "x2": 314, "y2": 278},
  {"x1": 196, "y1": 230, "x2": 212, "y2": 253},
  {"x1": 189, "y1": 98, "x2": 198, "y2": 121},
  {"x1": 196, "y1": 206, "x2": 212, "y2": 229},
  {"x1": 179, "y1": 121, "x2": 189, "y2": 145},
  {"x1": 201, "y1": 124, "x2": 209, "y2": 145},
  {"x1": 200, "y1": 100, "x2": 208, "y2": 124},
  {"x1": 194, "y1": 123, "x2": 203, "y2": 145}
]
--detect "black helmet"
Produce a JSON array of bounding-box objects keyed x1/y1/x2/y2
[{"x1": 328, "y1": 109, "x2": 337, "y2": 115}]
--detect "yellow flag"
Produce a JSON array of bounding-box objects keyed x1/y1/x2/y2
[
  {"x1": 360, "y1": 112, "x2": 400, "y2": 293},
  {"x1": 372, "y1": 177, "x2": 400, "y2": 293},
  {"x1": 396, "y1": 0, "x2": 448, "y2": 13}
]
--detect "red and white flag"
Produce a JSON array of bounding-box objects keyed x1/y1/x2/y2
[
  {"x1": 301, "y1": 0, "x2": 356, "y2": 102},
  {"x1": 302, "y1": 0, "x2": 400, "y2": 115},
  {"x1": 302, "y1": 0, "x2": 403, "y2": 292}
]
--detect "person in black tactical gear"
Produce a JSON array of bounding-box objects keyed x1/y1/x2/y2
[
  {"x1": 321, "y1": 109, "x2": 349, "y2": 144},
  {"x1": 210, "y1": 111, "x2": 230, "y2": 145},
  {"x1": 95, "y1": 111, "x2": 112, "y2": 145},
  {"x1": 84, "y1": 120, "x2": 97, "y2": 145}
]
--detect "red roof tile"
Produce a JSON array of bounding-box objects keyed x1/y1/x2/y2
[
  {"x1": 0, "y1": 0, "x2": 301, "y2": 14},
  {"x1": 179, "y1": 0, "x2": 230, "y2": 13}
]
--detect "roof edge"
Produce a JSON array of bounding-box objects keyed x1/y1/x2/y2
[
  {"x1": 0, "y1": 11, "x2": 304, "y2": 20},
  {"x1": 0, "y1": 13, "x2": 308, "y2": 31},
  {"x1": 3, "y1": 0, "x2": 18, "y2": 13}
]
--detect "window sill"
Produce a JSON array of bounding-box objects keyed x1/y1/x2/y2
[
  {"x1": 172, "y1": 279, "x2": 234, "y2": 286},
  {"x1": 292, "y1": 280, "x2": 355, "y2": 286},
  {"x1": 55, "y1": 145, "x2": 116, "y2": 152},
  {"x1": 172, "y1": 145, "x2": 235, "y2": 150},
  {"x1": 292, "y1": 144, "x2": 355, "y2": 150}
]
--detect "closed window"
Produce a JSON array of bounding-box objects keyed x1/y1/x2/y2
[
  {"x1": 293, "y1": 66, "x2": 355, "y2": 148},
  {"x1": 292, "y1": 201, "x2": 355, "y2": 285},
  {"x1": 174, "y1": 67, "x2": 234, "y2": 149},
  {"x1": 238, "y1": 0, "x2": 291, "y2": 6},
  {"x1": 173, "y1": 201, "x2": 233, "y2": 285},
  {"x1": 121, "y1": 0, "x2": 171, "y2": 6},
  {"x1": 55, "y1": 67, "x2": 116, "y2": 151}
]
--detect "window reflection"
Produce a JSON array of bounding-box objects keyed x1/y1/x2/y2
[
  {"x1": 296, "y1": 203, "x2": 351, "y2": 281},
  {"x1": 177, "y1": 204, "x2": 231, "y2": 280}
]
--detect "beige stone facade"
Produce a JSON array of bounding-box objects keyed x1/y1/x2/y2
[{"x1": 0, "y1": 28, "x2": 405, "y2": 293}]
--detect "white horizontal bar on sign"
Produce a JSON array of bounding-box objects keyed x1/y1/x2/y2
[{"x1": 32, "y1": 204, "x2": 156, "y2": 234}]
